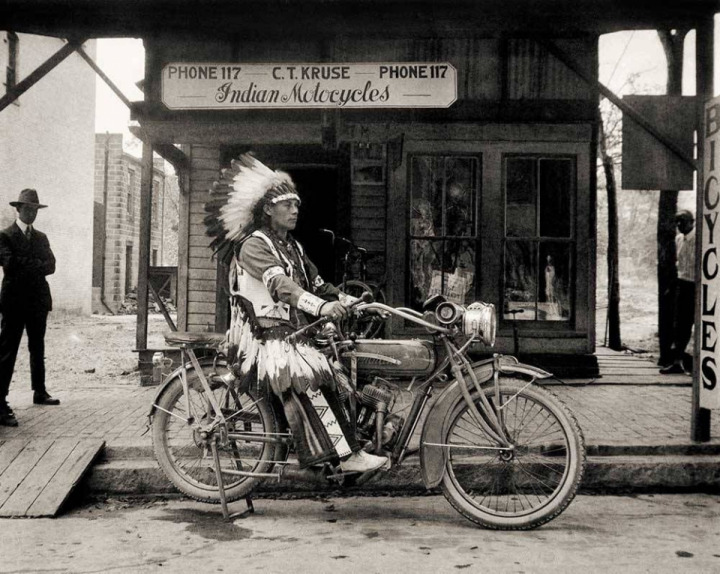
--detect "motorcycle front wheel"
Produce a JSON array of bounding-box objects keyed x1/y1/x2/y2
[
  {"x1": 152, "y1": 365, "x2": 280, "y2": 503},
  {"x1": 441, "y1": 378, "x2": 585, "y2": 530}
]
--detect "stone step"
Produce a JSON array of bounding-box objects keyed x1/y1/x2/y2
[{"x1": 85, "y1": 454, "x2": 720, "y2": 496}]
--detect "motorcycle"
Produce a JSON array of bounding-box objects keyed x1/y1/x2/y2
[{"x1": 149, "y1": 295, "x2": 585, "y2": 530}]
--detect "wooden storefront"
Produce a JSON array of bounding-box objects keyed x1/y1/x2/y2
[{"x1": 138, "y1": 32, "x2": 598, "y2": 355}]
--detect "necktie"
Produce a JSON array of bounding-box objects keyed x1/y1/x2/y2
[{"x1": 25, "y1": 226, "x2": 31, "y2": 241}]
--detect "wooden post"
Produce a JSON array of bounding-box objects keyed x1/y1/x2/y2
[
  {"x1": 136, "y1": 141, "x2": 154, "y2": 350},
  {"x1": 693, "y1": 16, "x2": 714, "y2": 442}
]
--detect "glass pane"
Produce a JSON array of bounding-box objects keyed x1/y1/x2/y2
[
  {"x1": 539, "y1": 159, "x2": 572, "y2": 237},
  {"x1": 444, "y1": 157, "x2": 477, "y2": 237},
  {"x1": 444, "y1": 239, "x2": 476, "y2": 304},
  {"x1": 409, "y1": 239, "x2": 442, "y2": 308},
  {"x1": 505, "y1": 158, "x2": 537, "y2": 237},
  {"x1": 538, "y1": 243, "x2": 572, "y2": 321},
  {"x1": 410, "y1": 157, "x2": 443, "y2": 237},
  {"x1": 504, "y1": 241, "x2": 536, "y2": 320}
]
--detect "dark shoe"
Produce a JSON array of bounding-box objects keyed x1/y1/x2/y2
[
  {"x1": 33, "y1": 392, "x2": 60, "y2": 406},
  {"x1": 660, "y1": 363, "x2": 685, "y2": 375},
  {"x1": 0, "y1": 408, "x2": 18, "y2": 427}
]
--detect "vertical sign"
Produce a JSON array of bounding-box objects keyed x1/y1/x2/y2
[{"x1": 701, "y1": 97, "x2": 720, "y2": 410}]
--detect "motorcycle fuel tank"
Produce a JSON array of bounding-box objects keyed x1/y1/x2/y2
[{"x1": 347, "y1": 339, "x2": 436, "y2": 377}]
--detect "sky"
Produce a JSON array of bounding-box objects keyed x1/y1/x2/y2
[{"x1": 94, "y1": 25, "x2": 720, "y2": 147}]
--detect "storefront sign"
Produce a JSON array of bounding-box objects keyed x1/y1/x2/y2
[
  {"x1": 161, "y1": 62, "x2": 457, "y2": 109},
  {"x1": 700, "y1": 97, "x2": 720, "y2": 410}
]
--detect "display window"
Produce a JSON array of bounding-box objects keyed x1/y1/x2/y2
[
  {"x1": 408, "y1": 154, "x2": 481, "y2": 308},
  {"x1": 503, "y1": 155, "x2": 575, "y2": 322}
]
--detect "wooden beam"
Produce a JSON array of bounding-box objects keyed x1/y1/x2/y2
[
  {"x1": 75, "y1": 46, "x2": 133, "y2": 109},
  {"x1": 136, "y1": 141, "x2": 154, "y2": 350},
  {"x1": 540, "y1": 39, "x2": 697, "y2": 172},
  {"x1": 0, "y1": 39, "x2": 85, "y2": 113},
  {"x1": 149, "y1": 281, "x2": 178, "y2": 332}
]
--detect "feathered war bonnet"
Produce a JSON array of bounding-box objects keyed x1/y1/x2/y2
[{"x1": 204, "y1": 153, "x2": 301, "y2": 263}]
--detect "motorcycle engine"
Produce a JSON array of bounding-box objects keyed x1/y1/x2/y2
[{"x1": 356, "y1": 378, "x2": 405, "y2": 451}]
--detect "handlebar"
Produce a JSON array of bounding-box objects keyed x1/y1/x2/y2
[
  {"x1": 356, "y1": 302, "x2": 451, "y2": 334},
  {"x1": 286, "y1": 292, "x2": 374, "y2": 342}
]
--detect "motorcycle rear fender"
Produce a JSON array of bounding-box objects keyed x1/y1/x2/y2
[
  {"x1": 420, "y1": 358, "x2": 552, "y2": 489},
  {"x1": 147, "y1": 358, "x2": 220, "y2": 420}
]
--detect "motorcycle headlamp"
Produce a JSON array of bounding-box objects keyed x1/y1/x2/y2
[
  {"x1": 463, "y1": 302, "x2": 496, "y2": 346},
  {"x1": 435, "y1": 301, "x2": 465, "y2": 325}
]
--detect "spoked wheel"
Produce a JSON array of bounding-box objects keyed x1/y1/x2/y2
[
  {"x1": 344, "y1": 279, "x2": 386, "y2": 338},
  {"x1": 152, "y1": 364, "x2": 281, "y2": 503},
  {"x1": 441, "y1": 378, "x2": 585, "y2": 530}
]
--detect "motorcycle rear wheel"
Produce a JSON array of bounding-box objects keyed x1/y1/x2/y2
[
  {"x1": 152, "y1": 366, "x2": 280, "y2": 503},
  {"x1": 441, "y1": 378, "x2": 585, "y2": 530}
]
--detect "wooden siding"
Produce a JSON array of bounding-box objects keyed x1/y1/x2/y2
[
  {"x1": 185, "y1": 145, "x2": 220, "y2": 331},
  {"x1": 507, "y1": 39, "x2": 593, "y2": 100}
]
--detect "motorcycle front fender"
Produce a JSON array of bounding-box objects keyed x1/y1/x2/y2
[{"x1": 419, "y1": 358, "x2": 552, "y2": 489}]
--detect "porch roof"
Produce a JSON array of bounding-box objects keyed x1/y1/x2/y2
[{"x1": 1, "y1": 0, "x2": 718, "y2": 40}]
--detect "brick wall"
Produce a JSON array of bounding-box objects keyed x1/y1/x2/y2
[
  {"x1": 93, "y1": 134, "x2": 176, "y2": 312},
  {"x1": 0, "y1": 34, "x2": 96, "y2": 313}
]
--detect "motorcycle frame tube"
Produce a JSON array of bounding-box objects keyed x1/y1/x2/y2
[{"x1": 390, "y1": 355, "x2": 451, "y2": 463}]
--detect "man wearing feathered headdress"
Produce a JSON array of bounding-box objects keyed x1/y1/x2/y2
[{"x1": 206, "y1": 154, "x2": 386, "y2": 473}]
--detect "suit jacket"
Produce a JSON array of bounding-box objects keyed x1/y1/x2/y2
[{"x1": 0, "y1": 223, "x2": 55, "y2": 313}]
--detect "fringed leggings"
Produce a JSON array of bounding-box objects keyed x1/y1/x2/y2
[{"x1": 280, "y1": 383, "x2": 360, "y2": 468}]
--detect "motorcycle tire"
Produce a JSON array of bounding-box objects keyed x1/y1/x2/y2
[
  {"x1": 440, "y1": 378, "x2": 585, "y2": 530},
  {"x1": 152, "y1": 364, "x2": 280, "y2": 504}
]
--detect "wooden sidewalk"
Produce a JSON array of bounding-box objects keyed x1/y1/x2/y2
[
  {"x1": 0, "y1": 438, "x2": 104, "y2": 517},
  {"x1": 589, "y1": 346, "x2": 692, "y2": 385}
]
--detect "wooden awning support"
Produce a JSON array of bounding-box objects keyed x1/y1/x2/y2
[
  {"x1": 541, "y1": 39, "x2": 698, "y2": 172},
  {"x1": 136, "y1": 141, "x2": 154, "y2": 351},
  {"x1": 0, "y1": 38, "x2": 86, "y2": 113},
  {"x1": 75, "y1": 45, "x2": 133, "y2": 109}
]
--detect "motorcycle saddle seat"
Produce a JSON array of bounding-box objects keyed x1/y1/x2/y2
[{"x1": 164, "y1": 331, "x2": 226, "y2": 348}]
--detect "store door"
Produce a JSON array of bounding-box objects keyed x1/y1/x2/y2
[{"x1": 287, "y1": 166, "x2": 339, "y2": 282}]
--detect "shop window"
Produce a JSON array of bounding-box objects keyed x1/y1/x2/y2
[
  {"x1": 5, "y1": 32, "x2": 18, "y2": 94},
  {"x1": 503, "y1": 156, "x2": 575, "y2": 322},
  {"x1": 408, "y1": 155, "x2": 480, "y2": 309}
]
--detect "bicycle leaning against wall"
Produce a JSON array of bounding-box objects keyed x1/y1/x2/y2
[{"x1": 319, "y1": 228, "x2": 386, "y2": 338}]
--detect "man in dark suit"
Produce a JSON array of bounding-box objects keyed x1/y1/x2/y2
[{"x1": 0, "y1": 189, "x2": 58, "y2": 427}]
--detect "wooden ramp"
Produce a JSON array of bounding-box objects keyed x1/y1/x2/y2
[{"x1": 0, "y1": 438, "x2": 104, "y2": 517}]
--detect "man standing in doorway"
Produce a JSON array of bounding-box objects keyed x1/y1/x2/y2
[
  {"x1": 660, "y1": 210, "x2": 696, "y2": 375},
  {"x1": 0, "y1": 189, "x2": 58, "y2": 427}
]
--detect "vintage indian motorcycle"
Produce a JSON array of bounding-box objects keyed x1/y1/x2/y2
[{"x1": 149, "y1": 295, "x2": 586, "y2": 530}]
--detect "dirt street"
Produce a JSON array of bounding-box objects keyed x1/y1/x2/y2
[
  {"x1": 1, "y1": 494, "x2": 719, "y2": 573},
  {"x1": 9, "y1": 313, "x2": 174, "y2": 391}
]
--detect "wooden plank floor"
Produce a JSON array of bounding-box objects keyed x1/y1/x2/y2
[
  {"x1": 587, "y1": 346, "x2": 691, "y2": 384},
  {"x1": 0, "y1": 438, "x2": 104, "y2": 517}
]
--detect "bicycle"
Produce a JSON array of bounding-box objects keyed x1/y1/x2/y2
[{"x1": 319, "y1": 228, "x2": 386, "y2": 338}]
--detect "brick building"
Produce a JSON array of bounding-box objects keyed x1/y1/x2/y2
[
  {"x1": 0, "y1": 33, "x2": 96, "y2": 313},
  {"x1": 93, "y1": 133, "x2": 178, "y2": 313}
]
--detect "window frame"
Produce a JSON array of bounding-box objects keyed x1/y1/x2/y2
[
  {"x1": 405, "y1": 151, "x2": 483, "y2": 310},
  {"x1": 501, "y1": 153, "x2": 577, "y2": 328}
]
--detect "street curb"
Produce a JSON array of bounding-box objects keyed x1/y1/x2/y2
[{"x1": 85, "y1": 454, "x2": 720, "y2": 496}]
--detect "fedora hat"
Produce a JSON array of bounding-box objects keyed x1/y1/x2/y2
[{"x1": 9, "y1": 188, "x2": 47, "y2": 209}]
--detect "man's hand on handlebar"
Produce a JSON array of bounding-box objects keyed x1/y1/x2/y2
[{"x1": 320, "y1": 301, "x2": 348, "y2": 322}]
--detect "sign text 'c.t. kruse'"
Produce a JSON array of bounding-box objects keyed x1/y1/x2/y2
[{"x1": 161, "y1": 62, "x2": 457, "y2": 110}]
